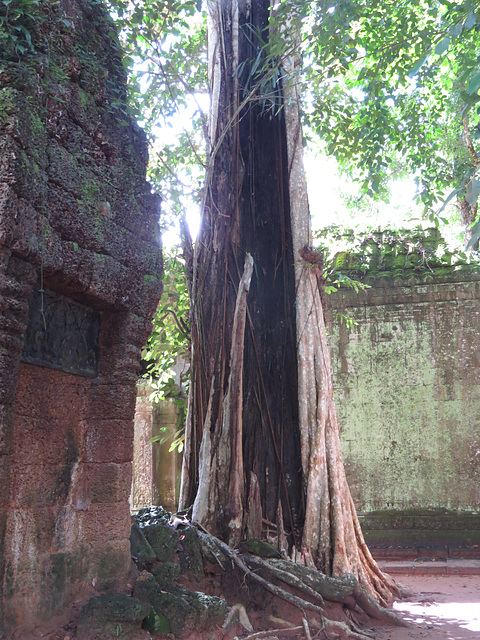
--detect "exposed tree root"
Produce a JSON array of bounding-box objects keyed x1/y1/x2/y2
[
  {"x1": 197, "y1": 529, "x2": 408, "y2": 640},
  {"x1": 198, "y1": 531, "x2": 324, "y2": 616},
  {"x1": 267, "y1": 558, "x2": 406, "y2": 627},
  {"x1": 242, "y1": 627, "x2": 302, "y2": 639},
  {"x1": 312, "y1": 617, "x2": 375, "y2": 640},
  {"x1": 244, "y1": 554, "x2": 325, "y2": 608}
]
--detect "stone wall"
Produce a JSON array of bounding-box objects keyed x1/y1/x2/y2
[
  {"x1": 326, "y1": 229, "x2": 480, "y2": 556},
  {"x1": 0, "y1": 0, "x2": 162, "y2": 635},
  {"x1": 132, "y1": 384, "x2": 182, "y2": 513}
]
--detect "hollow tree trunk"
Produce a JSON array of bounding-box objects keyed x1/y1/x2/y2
[{"x1": 179, "y1": 0, "x2": 397, "y2": 604}]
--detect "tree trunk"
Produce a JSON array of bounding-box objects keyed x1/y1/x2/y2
[
  {"x1": 458, "y1": 197, "x2": 478, "y2": 250},
  {"x1": 180, "y1": 0, "x2": 398, "y2": 605},
  {"x1": 459, "y1": 114, "x2": 479, "y2": 251}
]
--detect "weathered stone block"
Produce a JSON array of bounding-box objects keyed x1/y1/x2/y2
[
  {"x1": 83, "y1": 419, "x2": 134, "y2": 463},
  {"x1": 77, "y1": 594, "x2": 153, "y2": 640},
  {"x1": 153, "y1": 561, "x2": 181, "y2": 587},
  {"x1": 88, "y1": 382, "x2": 138, "y2": 421},
  {"x1": 86, "y1": 462, "x2": 132, "y2": 504},
  {"x1": 0, "y1": 0, "x2": 162, "y2": 633},
  {"x1": 81, "y1": 503, "x2": 131, "y2": 544},
  {"x1": 39, "y1": 550, "x2": 90, "y2": 617},
  {"x1": 178, "y1": 526, "x2": 204, "y2": 580},
  {"x1": 9, "y1": 463, "x2": 77, "y2": 507},
  {"x1": 130, "y1": 522, "x2": 157, "y2": 570},
  {"x1": 133, "y1": 570, "x2": 227, "y2": 638},
  {"x1": 0, "y1": 408, "x2": 13, "y2": 456},
  {"x1": 143, "y1": 522, "x2": 180, "y2": 563},
  {"x1": 88, "y1": 539, "x2": 132, "y2": 591}
]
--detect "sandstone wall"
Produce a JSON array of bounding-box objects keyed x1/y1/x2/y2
[
  {"x1": 132, "y1": 384, "x2": 182, "y2": 513},
  {"x1": 0, "y1": 0, "x2": 162, "y2": 634},
  {"x1": 327, "y1": 229, "x2": 480, "y2": 556}
]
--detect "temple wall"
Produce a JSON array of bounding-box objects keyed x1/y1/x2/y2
[
  {"x1": 327, "y1": 230, "x2": 480, "y2": 556},
  {"x1": 0, "y1": 0, "x2": 162, "y2": 634},
  {"x1": 132, "y1": 384, "x2": 182, "y2": 514}
]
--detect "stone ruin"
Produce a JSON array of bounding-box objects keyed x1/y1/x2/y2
[
  {"x1": 0, "y1": 0, "x2": 162, "y2": 635},
  {"x1": 326, "y1": 228, "x2": 480, "y2": 556}
]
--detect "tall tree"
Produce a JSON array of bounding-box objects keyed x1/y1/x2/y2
[{"x1": 178, "y1": 0, "x2": 400, "y2": 610}]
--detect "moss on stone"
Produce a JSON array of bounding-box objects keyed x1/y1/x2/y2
[
  {"x1": 240, "y1": 538, "x2": 283, "y2": 559},
  {"x1": 133, "y1": 571, "x2": 227, "y2": 638}
]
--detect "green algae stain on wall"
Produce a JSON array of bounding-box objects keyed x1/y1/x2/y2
[
  {"x1": 333, "y1": 305, "x2": 439, "y2": 512},
  {"x1": 327, "y1": 232, "x2": 480, "y2": 527}
]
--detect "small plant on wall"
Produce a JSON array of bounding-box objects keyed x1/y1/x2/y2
[{"x1": 0, "y1": 0, "x2": 40, "y2": 55}]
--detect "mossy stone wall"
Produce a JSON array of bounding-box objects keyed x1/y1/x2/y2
[
  {"x1": 0, "y1": 1, "x2": 162, "y2": 635},
  {"x1": 327, "y1": 230, "x2": 480, "y2": 556}
]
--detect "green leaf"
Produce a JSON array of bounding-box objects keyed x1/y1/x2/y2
[
  {"x1": 449, "y1": 23, "x2": 463, "y2": 39},
  {"x1": 436, "y1": 187, "x2": 462, "y2": 215},
  {"x1": 434, "y1": 37, "x2": 450, "y2": 55},
  {"x1": 460, "y1": 90, "x2": 480, "y2": 104},
  {"x1": 408, "y1": 53, "x2": 430, "y2": 78},
  {"x1": 437, "y1": 168, "x2": 476, "y2": 215},
  {"x1": 464, "y1": 11, "x2": 477, "y2": 30},
  {"x1": 465, "y1": 178, "x2": 480, "y2": 205},
  {"x1": 466, "y1": 219, "x2": 480, "y2": 250},
  {"x1": 466, "y1": 73, "x2": 480, "y2": 96}
]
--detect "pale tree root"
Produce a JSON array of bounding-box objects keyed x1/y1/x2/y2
[
  {"x1": 246, "y1": 555, "x2": 405, "y2": 628},
  {"x1": 198, "y1": 531, "x2": 324, "y2": 616},
  {"x1": 197, "y1": 531, "x2": 408, "y2": 639}
]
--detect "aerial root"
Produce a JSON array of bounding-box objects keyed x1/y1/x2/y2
[{"x1": 197, "y1": 530, "x2": 407, "y2": 639}]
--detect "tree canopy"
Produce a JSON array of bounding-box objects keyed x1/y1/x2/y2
[
  {"x1": 106, "y1": 0, "x2": 480, "y2": 397},
  {"x1": 109, "y1": 0, "x2": 480, "y2": 242},
  {"x1": 295, "y1": 0, "x2": 480, "y2": 244}
]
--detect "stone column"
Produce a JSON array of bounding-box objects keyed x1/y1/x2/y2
[
  {"x1": 0, "y1": 249, "x2": 35, "y2": 632},
  {"x1": 79, "y1": 312, "x2": 154, "y2": 589}
]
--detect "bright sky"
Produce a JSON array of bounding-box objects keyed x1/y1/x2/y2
[{"x1": 303, "y1": 150, "x2": 420, "y2": 231}]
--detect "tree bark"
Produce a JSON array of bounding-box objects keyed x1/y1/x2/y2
[
  {"x1": 180, "y1": 0, "x2": 399, "y2": 606},
  {"x1": 459, "y1": 114, "x2": 479, "y2": 250}
]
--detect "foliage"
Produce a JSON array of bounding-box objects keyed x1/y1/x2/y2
[
  {"x1": 106, "y1": 0, "x2": 207, "y2": 229},
  {"x1": 0, "y1": 0, "x2": 40, "y2": 55},
  {"x1": 281, "y1": 0, "x2": 480, "y2": 223},
  {"x1": 142, "y1": 246, "x2": 190, "y2": 451},
  {"x1": 142, "y1": 246, "x2": 190, "y2": 401},
  {"x1": 107, "y1": 1, "x2": 480, "y2": 234},
  {"x1": 105, "y1": 0, "x2": 207, "y2": 452}
]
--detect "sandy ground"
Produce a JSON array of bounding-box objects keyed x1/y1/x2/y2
[{"x1": 376, "y1": 575, "x2": 480, "y2": 640}]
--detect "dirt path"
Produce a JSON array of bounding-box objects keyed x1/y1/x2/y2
[{"x1": 376, "y1": 575, "x2": 480, "y2": 640}]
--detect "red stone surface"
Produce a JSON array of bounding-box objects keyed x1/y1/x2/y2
[{"x1": 0, "y1": 0, "x2": 162, "y2": 635}]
